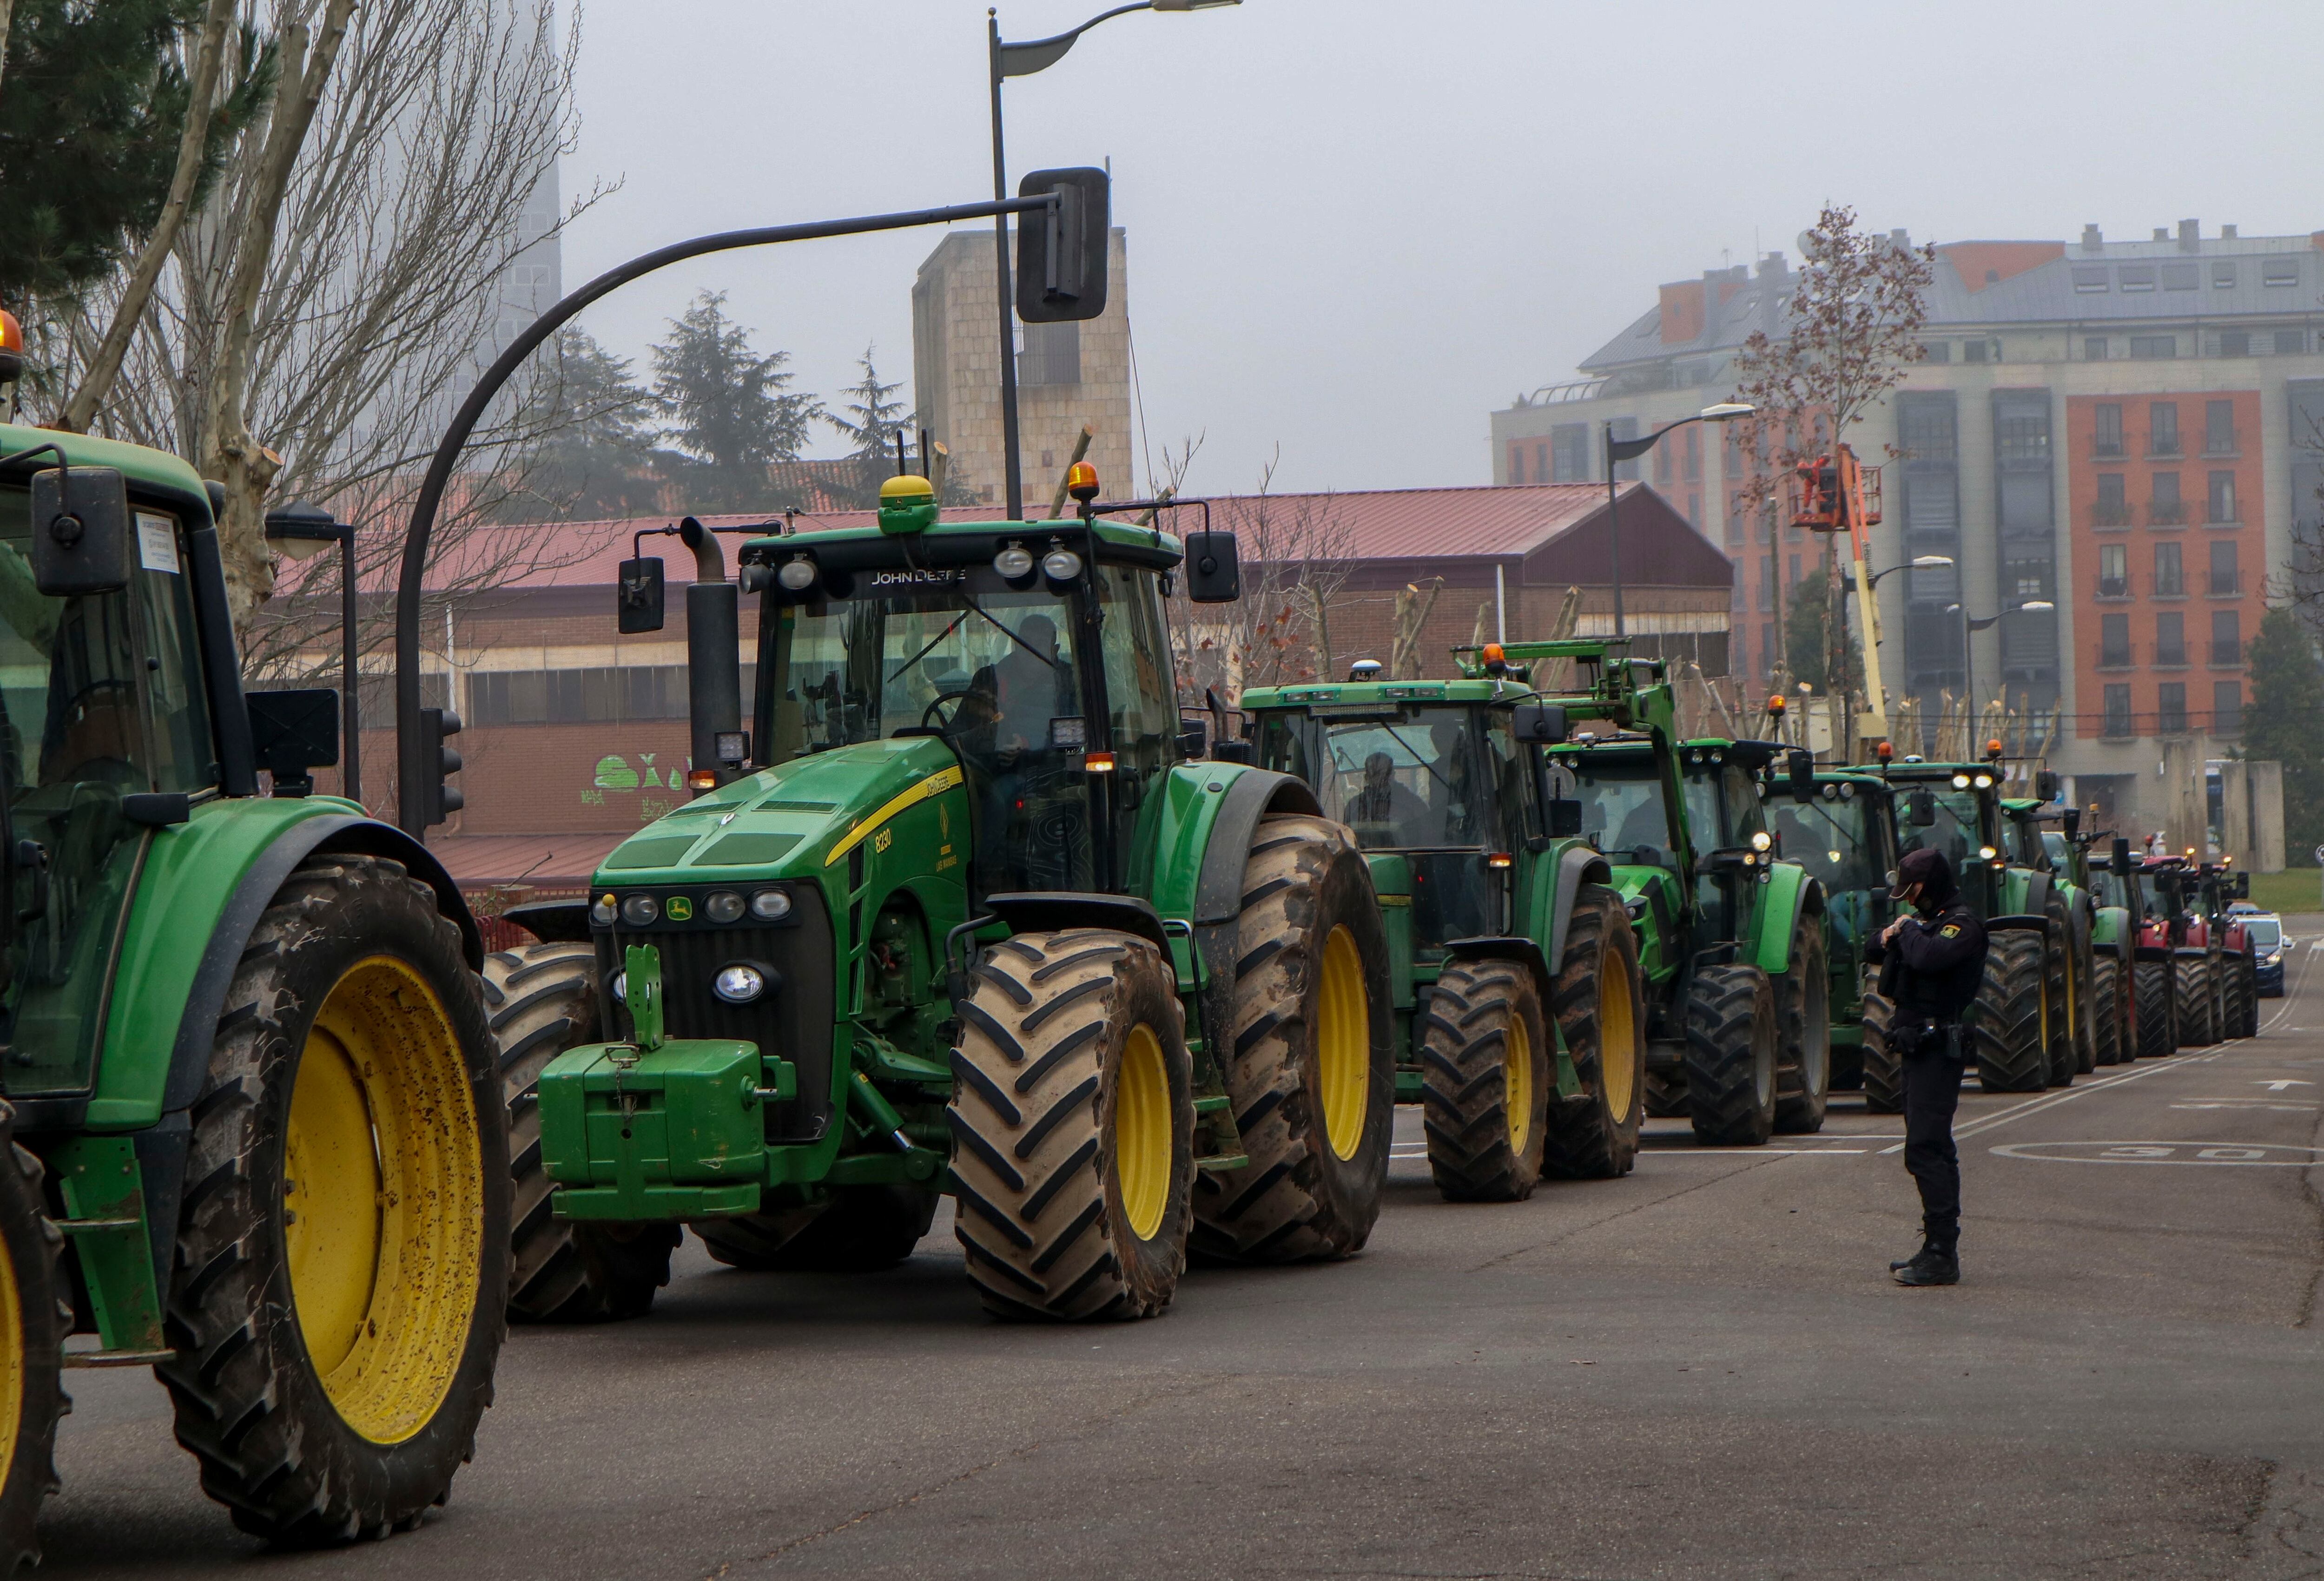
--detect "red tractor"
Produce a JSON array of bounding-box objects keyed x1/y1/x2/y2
[{"x1": 2136, "y1": 856, "x2": 2257, "y2": 1049}]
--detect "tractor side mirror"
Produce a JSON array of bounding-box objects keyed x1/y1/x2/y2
[
  {"x1": 2111, "y1": 836, "x2": 2133, "y2": 876},
  {"x1": 30, "y1": 466, "x2": 131, "y2": 596},
  {"x1": 2235, "y1": 872, "x2": 2251, "y2": 898},
  {"x1": 2062, "y1": 807, "x2": 2081, "y2": 838},
  {"x1": 618, "y1": 556, "x2": 665, "y2": 633},
  {"x1": 247, "y1": 687, "x2": 341, "y2": 798},
  {"x1": 2035, "y1": 769, "x2": 2060, "y2": 802},
  {"x1": 1787, "y1": 748, "x2": 1814, "y2": 799},
  {"x1": 1183, "y1": 531, "x2": 1240, "y2": 604},
  {"x1": 1906, "y1": 790, "x2": 1937, "y2": 826},
  {"x1": 1016, "y1": 167, "x2": 1111, "y2": 323},
  {"x1": 1512, "y1": 703, "x2": 1568, "y2": 744},
  {"x1": 1545, "y1": 798, "x2": 1583, "y2": 838}
]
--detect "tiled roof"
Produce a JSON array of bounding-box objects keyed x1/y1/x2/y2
[{"x1": 434, "y1": 831, "x2": 628, "y2": 886}]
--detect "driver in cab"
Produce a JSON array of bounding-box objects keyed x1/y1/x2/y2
[{"x1": 984, "y1": 612, "x2": 1068, "y2": 765}]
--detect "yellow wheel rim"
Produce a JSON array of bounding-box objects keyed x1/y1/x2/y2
[
  {"x1": 1504, "y1": 1011, "x2": 1533, "y2": 1156},
  {"x1": 1113, "y1": 1024, "x2": 1172, "y2": 1242},
  {"x1": 0, "y1": 1223, "x2": 20, "y2": 1494},
  {"x1": 284, "y1": 955, "x2": 482, "y2": 1445},
  {"x1": 1599, "y1": 948, "x2": 1638, "y2": 1120},
  {"x1": 1316, "y1": 924, "x2": 1370, "y2": 1161}
]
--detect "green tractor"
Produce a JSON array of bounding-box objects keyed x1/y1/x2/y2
[
  {"x1": 1520, "y1": 647, "x2": 1828, "y2": 1146},
  {"x1": 1238, "y1": 645, "x2": 1649, "y2": 1201},
  {"x1": 2042, "y1": 813, "x2": 2138, "y2": 1067},
  {"x1": 0, "y1": 431, "x2": 508, "y2": 1562},
  {"x1": 1762, "y1": 765, "x2": 1901, "y2": 1110},
  {"x1": 2003, "y1": 796, "x2": 2099, "y2": 1082},
  {"x1": 499, "y1": 474, "x2": 1394, "y2": 1322}
]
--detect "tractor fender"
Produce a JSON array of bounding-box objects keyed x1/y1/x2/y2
[
  {"x1": 2023, "y1": 870, "x2": 2054, "y2": 921},
  {"x1": 1191, "y1": 768, "x2": 1324, "y2": 926},
  {"x1": 2134, "y1": 942, "x2": 2172, "y2": 963},
  {"x1": 1986, "y1": 912, "x2": 2048, "y2": 934},
  {"x1": 2093, "y1": 937, "x2": 2123, "y2": 958},
  {"x1": 1750, "y1": 865, "x2": 1825, "y2": 976},
  {"x1": 1543, "y1": 845, "x2": 1615, "y2": 978},
  {"x1": 159, "y1": 815, "x2": 481, "y2": 1114},
  {"x1": 1442, "y1": 936, "x2": 1555, "y2": 1003}
]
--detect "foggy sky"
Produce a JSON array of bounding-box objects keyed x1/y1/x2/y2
[{"x1": 558, "y1": 0, "x2": 2324, "y2": 500}]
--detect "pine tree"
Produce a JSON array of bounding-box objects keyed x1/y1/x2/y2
[
  {"x1": 2242, "y1": 607, "x2": 2324, "y2": 866},
  {"x1": 648, "y1": 290, "x2": 818, "y2": 512},
  {"x1": 1784, "y1": 567, "x2": 1831, "y2": 690},
  {"x1": 0, "y1": 0, "x2": 269, "y2": 303},
  {"x1": 822, "y1": 344, "x2": 912, "y2": 507},
  {"x1": 515, "y1": 327, "x2": 658, "y2": 520}
]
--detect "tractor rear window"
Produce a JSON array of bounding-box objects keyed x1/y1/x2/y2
[
  {"x1": 1259, "y1": 705, "x2": 1515, "y2": 851},
  {"x1": 1769, "y1": 793, "x2": 1879, "y2": 895},
  {"x1": 1563, "y1": 756, "x2": 1674, "y2": 866}
]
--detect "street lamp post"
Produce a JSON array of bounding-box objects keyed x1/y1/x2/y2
[
  {"x1": 265, "y1": 502, "x2": 361, "y2": 803},
  {"x1": 988, "y1": 0, "x2": 1238, "y2": 521},
  {"x1": 1602, "y1": 402, "x2": 1752, "y2": 637},
  {"x1": 1946, "y1": 598, "x2": 2054, "y2": 719}
]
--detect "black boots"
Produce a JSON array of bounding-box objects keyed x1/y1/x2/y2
[{"x1": 1892, "y1": 1243, "x2": 1960, "y2": 1285}]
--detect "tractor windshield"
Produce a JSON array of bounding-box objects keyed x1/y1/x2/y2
[
  {"x1": 758, "y1": 558, "x2": 1178, "y2": 895},
  {"x1": 2090, "y1": 867, "x2": 2141, "y2": 914},
  {"x1": 1896, "y1": 785, "x2": 1983, "y2": 876},
  {"x1": 1257, "y1": 704, "x2": 1519, "y2": 852},
  {"x1": 1769, "y1": 790, "x2": 1880, "y2": 896},
  {"x1": 1563, "y1": 753, "x2": 1675, "y2": 867}
]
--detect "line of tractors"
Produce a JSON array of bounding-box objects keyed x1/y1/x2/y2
[{"x1": 0, "y1": 433, "x2": 2271, "y2": 1563}]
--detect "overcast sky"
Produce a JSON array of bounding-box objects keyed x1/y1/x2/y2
[{"x1": 555, "y1": 0, "x2": 2323, "y2": 499}]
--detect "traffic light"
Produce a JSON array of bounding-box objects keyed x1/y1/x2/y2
[{"x1": 421, "y1": 706, "x2": 463, "y2": 826}]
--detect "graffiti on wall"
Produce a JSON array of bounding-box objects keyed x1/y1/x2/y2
[{"x1": 583, "y1": 751, "x2": 689, "y2": 824}]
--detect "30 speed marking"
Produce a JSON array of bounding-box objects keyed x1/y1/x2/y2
[{"x1": 1990, "y1": 1140, "x2": 2324, "y2": 1166}]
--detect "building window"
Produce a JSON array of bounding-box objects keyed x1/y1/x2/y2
[
  {"x1": 2151, "y1": 472, "x2": 2184, "y2": 526},
  {"x1": 2278, "y1": 329, "x2": 2308, "y2": 355},
  {"x1": 2214, "y1": 680, "x2": 2243, "y2": 736},
  {"x1": 1758, "y1": 580, "x2": 1773, "y2": 613},
  {"x1": 2207, "y1": 471, "x2": 2238, "y2": 524},
  {"x1": 2218, "y1": 330, "x2": 2251, "y2": 358},
  {"x1": 2154, "y1": 540, "x2": 2185, "y2": 596},
  {"x1": 2265, "y1": 256, "x2": 2302, "y2": 287},
  {"x1": 2119, "y1": 264, "x2": 2157, "y2": 292},
  {"x1": 2162, "y1": 262, "x2": 2199, "y2": 291},
  {"x1": 1723, "y1": 498, "x2": 1744, "y2": 548},
  {"x1": 1682, "y1": 425, "x2": 1701, "y2": 482},
  {"x1": 469, "y1": 665, "x2": 694, "y2": 727},
  {"x1": 2103, "y1": 683, "x2": 2134, "y2": 736},
  {"x1": 1788, "y1": 553, "x2": 1800, "y2": 586},
  {"x1": 2094, "y1": 471, "x2": 2130, "y2": 527},
  {"x1": 1507, "y1": 446, "x2": 1523, "y2": 483},
  {"x1": 2205, "y1": 400, "x2": 2237, "y2": 455},
  {"x1": 2149, "y1": 402, "x2": 2181, "y2": 455},
  {"x1": 2158, "y1": 682, "x2": 2188, "y2": 734},
  {"x1": 1761, "y1": 622, "x2": 1776, "y2": 665},
  {"x1": 1962, "y1": 338, "x2": 1989, "y2": 364},
  {"x1": 2084, "y1": 337, "x2": 2108, "y2": 361},
  {"x1": 1535, "y1": 442, "x2": 1549, "y2": 482},
  {"x1": 1997, "y1": 414, "x2": 2049, "y2": 463},
  {"x1": 2073, "y1": 266, "x2": 2109, "y2": 293},
  {"x1": 2210, "y1": 538, "x2": 2240, "y2": 595},
  {"x1": 2212, "y1": 261, "x2": 2238, "y2": 289},
  {"x1": 2094, "y1": 403, "x2": 2124, "y2": 458},
  {"x1": 1017, "y1": 319, "x2": 1080, "y2": 386},
  {"x1": 2211, "y1": 610, "x2": 2242, "y2": 666},
  {"x1": 1921, "y1": 341, "x2": 1951, "y2": 362},
  {"x1": 2098, "y1": 613, "x2": 2132, "y2": 668},
  {"x1": 1551, "y1": 424, "x2": 1590, "y2": 483},
  {"x1": 2098, "y1": 543, "x2": 2128, "y2": 596},
  {"x1": 2155, "y1": 611, "x2": 2187, "y2": 666},
  {"x1": 2130, "y1": 335, "x2": 2177, "y2": 359}
]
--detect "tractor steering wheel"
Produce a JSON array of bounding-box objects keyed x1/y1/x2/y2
[{"x1": 921, "y1": 689, "x2": 977, "y2": 733}]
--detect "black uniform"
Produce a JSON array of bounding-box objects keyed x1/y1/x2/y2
[{"x1": 1864, "y1": 889, "x2": 1988, "y2": 1253}]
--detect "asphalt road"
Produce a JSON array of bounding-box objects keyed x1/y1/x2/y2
[{"x1": 44, "y1": 928, "x2": 2324, "y2": 1580}]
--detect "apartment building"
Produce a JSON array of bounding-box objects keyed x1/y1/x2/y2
[{"x1": 1491, "y1": 219, "x2": 2324, "y2": 827}]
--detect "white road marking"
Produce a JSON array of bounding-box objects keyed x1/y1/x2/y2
[
  {"x1": 1991, "y1": 1139, "x2": 2324, "y2": 1166},
  {"x1": 2258, "y1": 1079, "x2": 2315, "y2": 1090}
]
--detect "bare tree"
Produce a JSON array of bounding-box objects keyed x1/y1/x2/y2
[
  {"x1": 1164, "y1": 446, "x2": 1355, "y2": 704},
  {"x1": 26, "y1": 0, "x2": 592, "y2": 648}
]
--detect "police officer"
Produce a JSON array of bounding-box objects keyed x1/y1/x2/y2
[{"x1": 1864, "y1": 845, "x2": 1988, "y2": 1286}]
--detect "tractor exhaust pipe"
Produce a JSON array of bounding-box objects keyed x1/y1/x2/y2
[{"x1": 678, "y1": 517, "x2": 744, "y2": 791}]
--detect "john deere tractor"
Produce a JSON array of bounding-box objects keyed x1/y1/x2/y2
[
  {"x1": 1763, "y1": 765, "x2": 1901, "y2": 1109},
  {"x1": 0, "y1": 428, "x2": 507, "y2": 1563},
  {"x1": 497, "y1": 472, "x2": 1393, "y2": 1322},
  {"x1": 1521, "y1": 647, "x2": 1827, "y2": 1146},
  {"x1": 1239, "y1": 643, "x2": 1648, "y2": 1201},
  {"x1": 2042, "y1": 814, "x2": 2138, "y2": 1067},
  {"x1": 2003, "y1": 796, "x2": 2098, "y2": 1082}
]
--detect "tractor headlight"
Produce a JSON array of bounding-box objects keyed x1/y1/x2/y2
[
  {"x1": 620, "y1": 893, "x2": 660, "y2": 927},
  {"x1": 1042, "y1": 548, "x2": 1083, "y2": 581},
  {"x1": 776, "y1": 557, "x2": 818, "y2": 593},
  {"x1": 591, "y1": 895, "x2": 617, "y2": 926},
  {"x1": 1979, "y1": 845, "x2": 1998, "y2": 861},
  {"x1": 713, "y1": 964, "x2": 767, "y2": 1004},
  {"x1": 1750, "y1": 830, "x2": 1773, "y2": 852},
  {"x1": 610, "y1": 970, "x2": 627, "y2": 1003},
  {"x1": 1974, "y1": 774, "x2": 1994, "y2": 789},
  {"x1": 994, "y1": 544, "x2": 1035, "y2": 578},
  {"x1": 1952, "y1": 774, "x2": 1971, "y2": 789},
  {"x1": 706, "y1": 890, "x2": 746, "y2": 923},
  {"x1": 749, "y1": 888, "x2": 793, "y2": 922}
]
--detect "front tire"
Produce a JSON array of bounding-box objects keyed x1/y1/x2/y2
[
  {"x1": 1973, "y1": 931, "x2": 2048, "y2": 1092},
  {"x1": 1773, "y1": 912, "x2": 1830, "y2": 1134},
  {"x1": 1420, "y1": 962, "x2": 1550, "y2": 1202},
  {"x1": 157, "y1": 855, "x2": 507, "y2": 1543},
  {"x1": 0, "y1": 1105, "x2": 66, "y2": 1574},
  {"x1": 950, "y1": 930, "x2": 1193, "y2": 1319},
  {"x1": 2134, "y1": 959, "x2": 2174, "y2": 1057},
  {"x1": 2239, "y1": 956, "x2": 2261, "y2": 1037},
  {"x1": 1683, "y1": 964, "x2": 1777, "y2": 1146},
  {"x1": 1193, "y1": 815, "x2": 1393, "y2": 1262},
  {"x1": 487, "y1": 942, "x2": 677, "y2": 1323},
  {"x1": 2090, "y1": 954, "x2": 2125, "y2": 1066},
  {"x1": 1541, "y1": 885, "x2": 1645, "y2": 1179},
  {"x1": 2175, "y1": 956, "x2": 2217, "y2": 1047},
  {"x1": 1859, "y1": 991, "x2": 1902, "y2": 1115}
]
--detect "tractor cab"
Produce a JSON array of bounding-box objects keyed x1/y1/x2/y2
[{"x1": 1879, "y1": 762, "x2": 2005, "y2": 918}]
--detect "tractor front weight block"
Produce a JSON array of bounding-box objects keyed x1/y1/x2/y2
[{"x1": 539, "y1": 1038, "x2": 777, "y2": 1220}]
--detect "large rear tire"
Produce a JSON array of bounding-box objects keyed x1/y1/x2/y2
[
  {"x1": 486, "y1": 942, "x2": 678, "y2": 1323},
  {"x1": 2090, "y1": 953, "x2": 2124, "y2": 1066},
  {"x1": 2134, "y1": 959, "x2": 2174, "y2": 1057},
  {"x1": 1773, "y1": 913, "x2": 1830, "y2": 1134},
  {"x1": 1192, "y1": 815, "x2": 1393, "y2": 1263},
  {"x1": 1682, "y1": 964, "x2": 1777, "y2": 1146},
  {"x1": 2043, "y1": 917, "x2": 2075, "y2": 1088},
  {"x1": 2068, "y1": 915, "x2": 2098, "y2": 1075},
  {"x1": 1420, "y1": 962, "x2": 1550, "y2": 1201},
  {"x1": 2239, "y1": 956, "x2": 2261, "y2": 1038},
  {"x1": 0, "y1": 1105, "x2": 66, "y2": 1574},
  {"x1": 156, "y1": 855, "x2": 507, "y2": 1543},
  {"x1": 1859, "y1": 991, "x2": 1902, "y2": 1115},
  {"x1": 2175, "y1": 956, "x2": 2217, "y2": 1047},
  {"x1": 1973, "y1": 931, "x2": 2048, "y2": 1092},
  {"x1": 1541, "y1": 885, "x2": 1645, "y2": 1179},
  {"x1": 696, "y1": 1186, "x2": 938, "y2": 1273},
  {"x1": 950, "y1": 930, "x2": 1194, "y2": 1319}
]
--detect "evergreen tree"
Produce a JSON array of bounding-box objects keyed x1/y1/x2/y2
[
  {"x1": 1784, "y1": 567, "x2": 1831, "y2": 689},
  {"x1": 2242, "y1": 607, "x2": 2324, "y2": 866},
  {"x1": 822, "y1": 344, "x2": 912, "y2": 507},
  {"x1": 519, "y1": 327, "x2": 658, "y2": 520},
  {"x1": 648, "y1": 290, "x2": 818, "y2": 511},
  {"x1": 0, "y1": 0, "x2": 270, "y2": 303}
]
